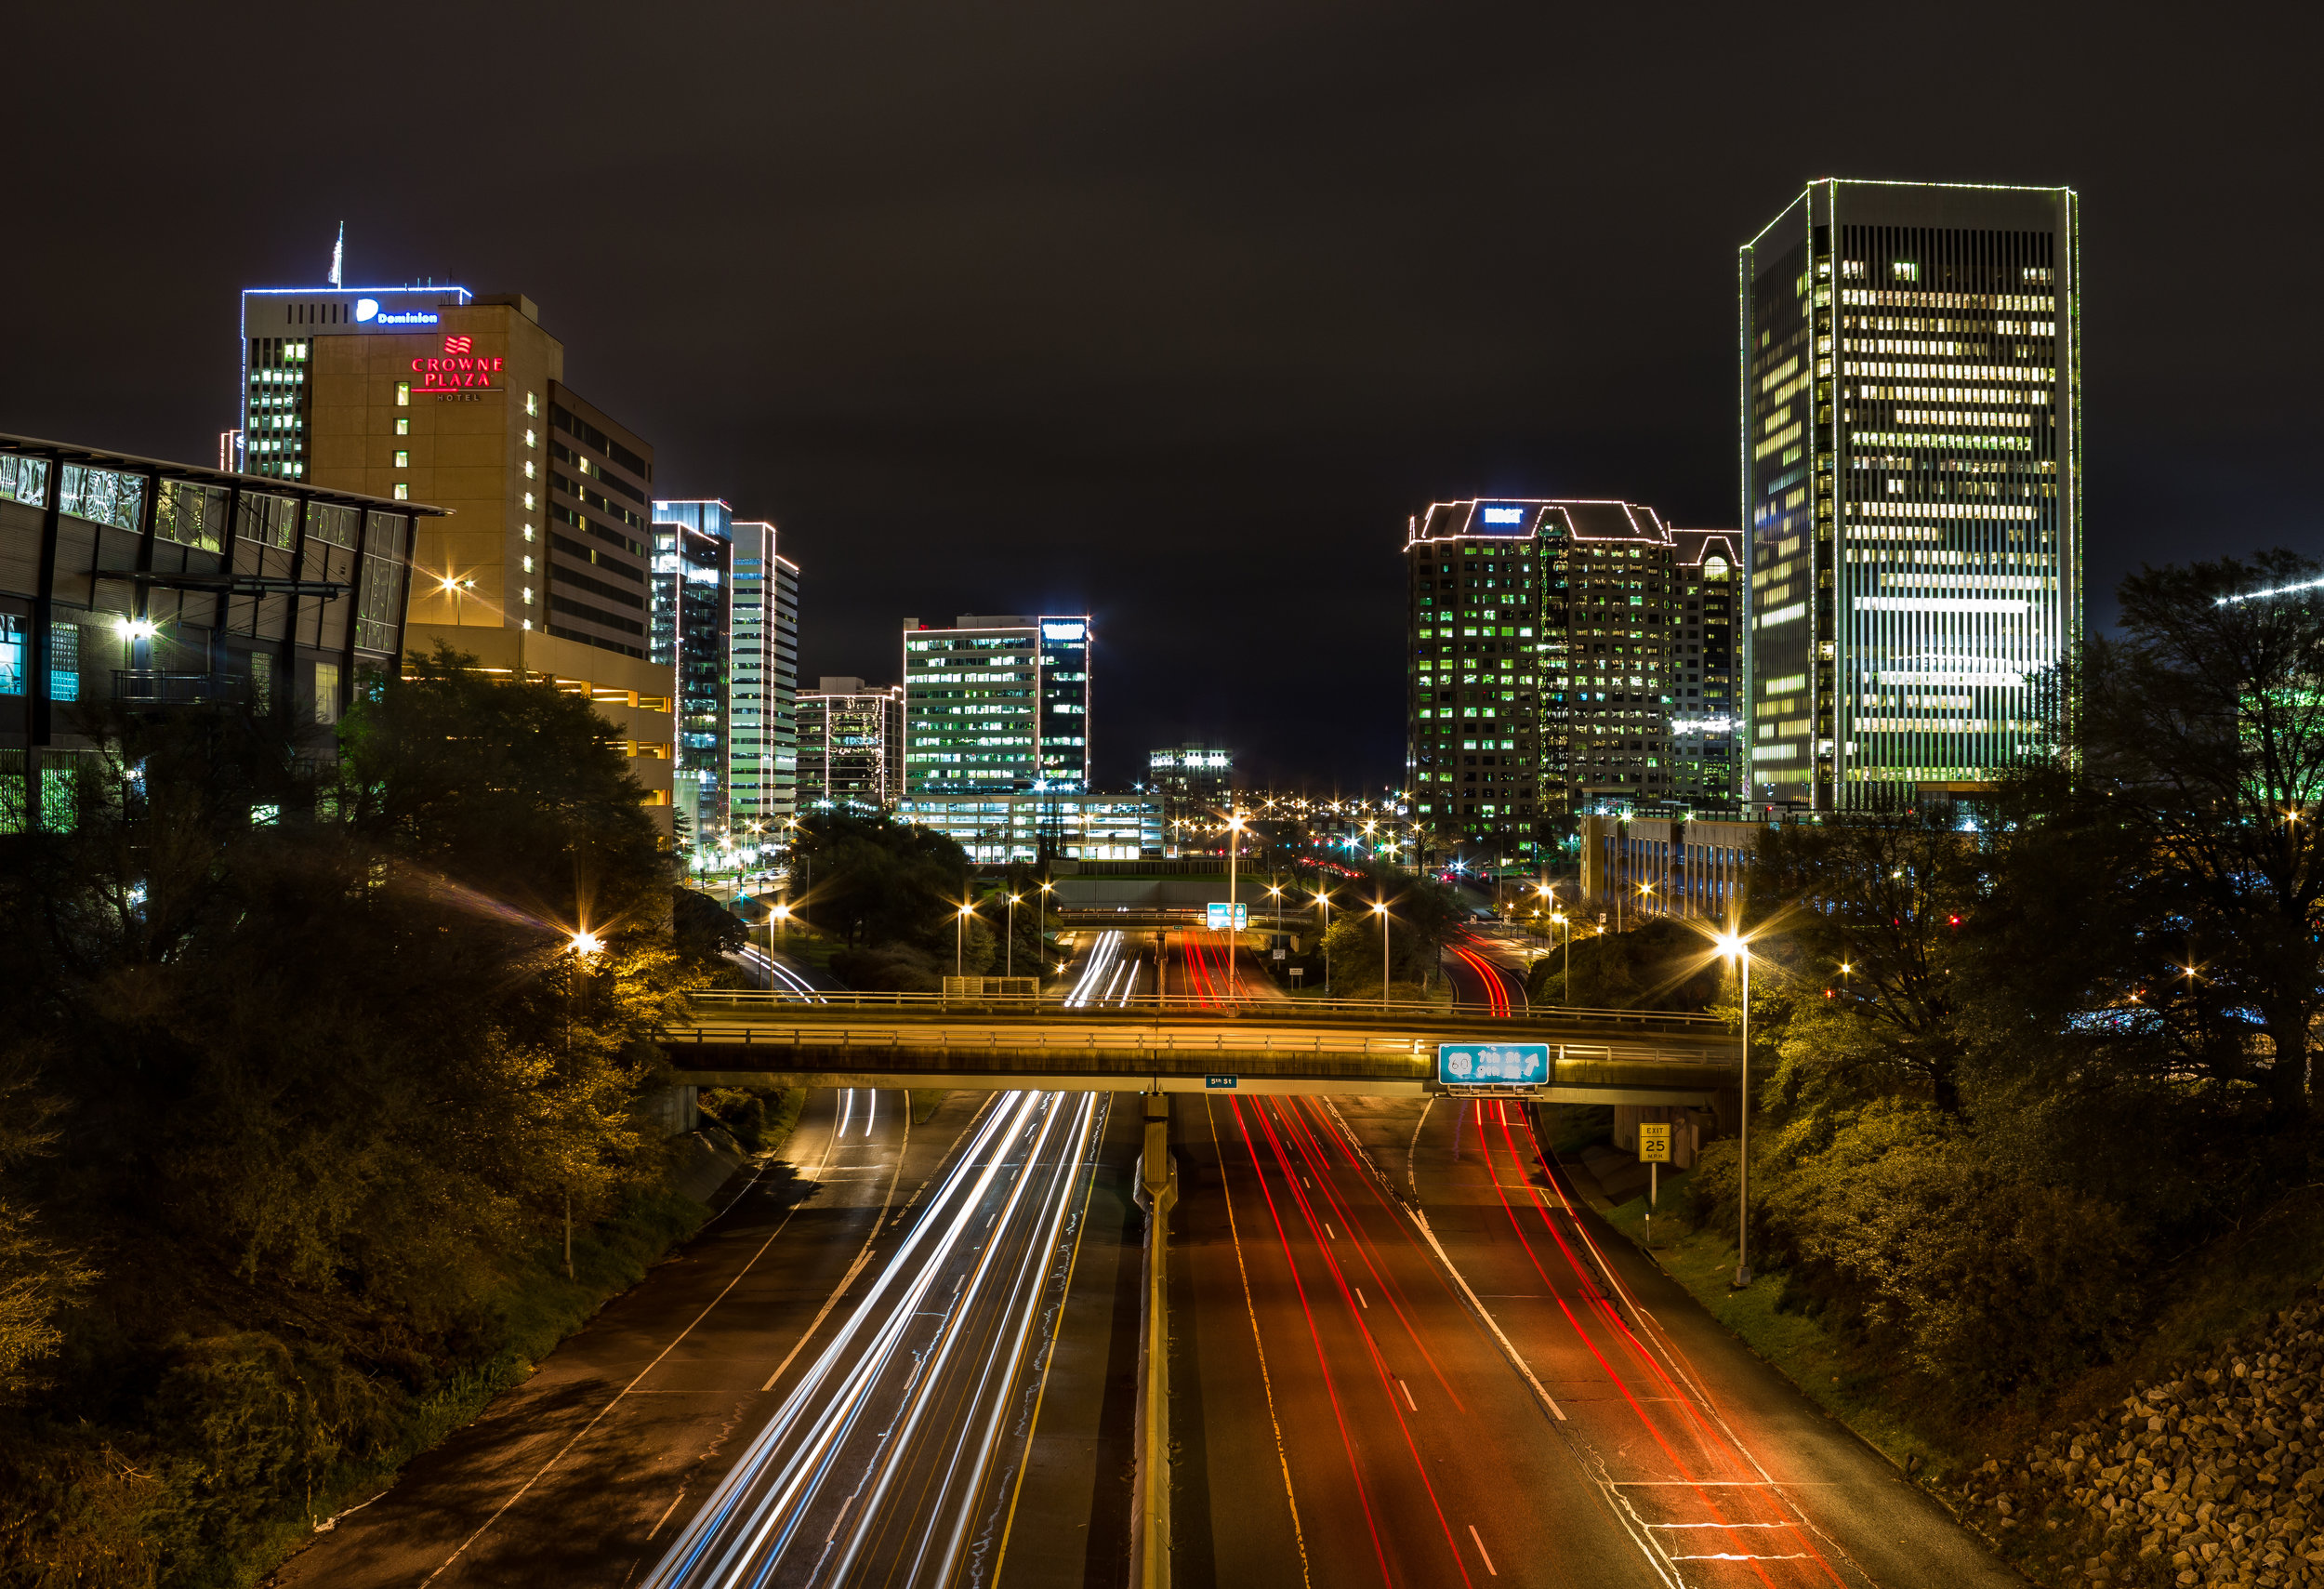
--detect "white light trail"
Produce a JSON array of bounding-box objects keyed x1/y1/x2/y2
[
  {"x1": 1064, "y1": 930, "x2": 1124, "y2": 1008},
  {"x1": 641, "y1": 1089, "x2": 1104, "y2": 1589}
]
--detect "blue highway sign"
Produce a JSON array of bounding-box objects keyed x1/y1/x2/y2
[{"x1": 1436, "y1": 1041, "x2": 1552, "y2": 1087}]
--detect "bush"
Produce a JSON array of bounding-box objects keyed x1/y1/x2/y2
[
  {"x1": 697, "y1": 1086, "x2": 799, "y2": 1154},
  {"x1": 1692, "y1": 1102, "x2": 2143, "y2": 1408},
  {"x1": 829, "y1": 943, "x2": 944, "y2": 992}
]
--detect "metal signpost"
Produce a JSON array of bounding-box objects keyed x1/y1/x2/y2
[{"x1": 1638, "y1": 1121, "x2": 1671, "y2": 1235}]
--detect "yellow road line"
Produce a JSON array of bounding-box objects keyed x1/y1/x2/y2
[
  {"x1": 1208, "y1": 1094, "x2": 1313, "y2": 1589},
  {"x1": 991, "y1": 1094, "x2": 1111, "y2": 1584}
]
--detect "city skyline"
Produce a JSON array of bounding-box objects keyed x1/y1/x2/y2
[{"x1": 5, "y1": 8, "x2": 2313, "y2": 791}]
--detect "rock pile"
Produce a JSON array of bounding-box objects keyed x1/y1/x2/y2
[{"x1": 1956, "y1": 1290, "x2": 2324, "y2": 1586}]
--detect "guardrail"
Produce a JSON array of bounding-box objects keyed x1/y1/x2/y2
[
  {"x1": 685, "y1": 987, "x2": 1725, "y2": 1031},
  {"x1": 663, "y1": 1023, "x2": 1727, "y2": 1068}
]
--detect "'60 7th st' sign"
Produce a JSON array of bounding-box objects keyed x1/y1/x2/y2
[
  {"x1": 410, "y1": 335, "x2": 505, "y2": 394},
  {"x1": 1436, "y1": 1042, "x2": 1552, "y2": 1087}
]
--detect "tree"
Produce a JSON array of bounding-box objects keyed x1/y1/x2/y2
[
  {"x1": 786, "y1": 809, "x2": 971, "y2": 953},
  {"x1": 0, "y1": 643, "x2": 708, "y2": 1562},
  {"x1": 2079, "y1": 550, "x2": 2324, "y2": 1119},
  {"x1": 1747, "y1": 802, "x2": 1981, "y2": 1110}
]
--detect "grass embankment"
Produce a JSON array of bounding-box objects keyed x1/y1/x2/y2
[
  {"x1": 1599, "y1": 1171, "x2": 2324, "y2": 1490},
  {"x1": 242, "y1": 1097, "x2": 807, "y2": 1583},
  {"x1": 1603, "y1": 1177, "x2": 1948, "y2": 1473}
]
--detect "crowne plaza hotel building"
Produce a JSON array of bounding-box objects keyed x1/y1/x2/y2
[{"x1": 238, "y1": 285, "x2": 677, "y2": 836}]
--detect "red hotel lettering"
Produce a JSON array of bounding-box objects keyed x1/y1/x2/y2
[{"x1": 406, "y1": 354, "x2": 505, "y2": 391}]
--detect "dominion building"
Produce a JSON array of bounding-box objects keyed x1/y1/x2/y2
[
  {"x1": 1406, "y1": 498, "x2": 1739, "y2": 866},
  {"x1": 1739, "y1": 179, "x2": 2080, "y2": 808}
]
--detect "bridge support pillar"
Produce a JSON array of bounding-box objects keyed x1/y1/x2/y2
[{"x1": 1141, "y1": 1092, "x2": 1171, "y2": 1202}]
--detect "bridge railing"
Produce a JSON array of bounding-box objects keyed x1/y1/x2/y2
[
  {"x1": 664, "y1": 1022, "x2": 1735, "y2": 1070},
  {"x1": 685, "y1": 987, "x2": 1726, "y2": 1031}
]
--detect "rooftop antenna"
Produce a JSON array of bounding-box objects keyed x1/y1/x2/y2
[{"x1": 326, "y1": 220, "x2": 344, "y2": 287}]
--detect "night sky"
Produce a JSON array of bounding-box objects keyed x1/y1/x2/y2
[{"x1": 5, "y1": 4, "x2": 2317, "y2": 789}]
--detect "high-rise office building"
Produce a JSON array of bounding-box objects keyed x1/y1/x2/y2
[
  {"x1": 1670, "y1": 529, "x2": 1742, "y2": 806},
  {"x1": 1406, "y1": 498, "x2": 1686, "y2": 867},
  {"x1": 1739, "y1": 179, "x2": 2080, "y2": 808},
  {"x1": 901, "y1": 615, "x2": 1092, "y2": 797},
  {"x1": 241, "y1": 285, "x2": 676, "y2": 836},
  {"x1": 1148, "y1": 744, "x2": 1234, "y2": 854},
  {"x1": 652, "y1": 499, "x2": 733, "y2": 842},
  {"x1": 797, "y1": 676, "x2": 904, "y2": 811},
  {"x1": 765, "y1": 532, "x2": 800, "y2": 823}
]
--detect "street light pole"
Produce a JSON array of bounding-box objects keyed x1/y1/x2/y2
[
  {"x1": 1375, "y1": 898, "x2": 1392, "y2": 1010},
  {"x1": 1226, "y1": 812, "x2": 1242, "y2": 998},
  {"x1": 1006, "y1": 893, "x2": 1019, "y2": 978},
  {"x1": 1714, "y1": 929, "x2": 1755, "y2": 1288}
]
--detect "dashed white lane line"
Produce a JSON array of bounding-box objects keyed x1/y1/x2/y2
[
  {"x1": 645, "y1": 1487, "x2": 686, "y2": 1541},
  {"x1": 1469, "y1": 1524, "x2": 1498, "y2": 1577},
  {"x1": 1398, "y1": 1377, "x2": 1418, "y2": 1411}
]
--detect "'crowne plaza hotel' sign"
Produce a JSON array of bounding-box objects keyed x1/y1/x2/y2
[{"x1": 409, "y1": 335, "x2": 505, "y2": 394}]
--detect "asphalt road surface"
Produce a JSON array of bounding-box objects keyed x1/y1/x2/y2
[
  {"x1": 270, "y1": 1087, "x2": 1142, "y2": 1589},
  {"x1": 1173, "y1": 1089, "x2": 2024, "y2": 1589}
]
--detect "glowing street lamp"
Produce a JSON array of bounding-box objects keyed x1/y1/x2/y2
[
  {"x1": 1711, "y1": 928, "x2": 1759, "y2": 1288},
  {"x1": 569, "y1": 929, "x2": 602, "y2": 957}
]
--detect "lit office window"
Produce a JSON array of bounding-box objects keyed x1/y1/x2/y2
[
  {"x1": 393, "y1": 450, "x2": 409, "y2": 468},
  {"x1": 395, "y1": 417, "x2": 410, "y2": 436},
  {"x1": 396, "y1": 382, "x2": 410, "y2": 406},
  {"x1": 393, "y1": 483, "x2": 409, "y2": 501}
]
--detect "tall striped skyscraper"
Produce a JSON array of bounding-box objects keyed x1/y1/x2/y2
[{"x1": 1739, "y1": 179, "x2": 2080, "y2": 809}]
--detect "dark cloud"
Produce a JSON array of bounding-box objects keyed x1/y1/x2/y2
[{"x1": 5, "y1": 1, "x2": 2319, "y2": 788}]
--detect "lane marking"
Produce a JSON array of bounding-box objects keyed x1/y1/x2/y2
[
  {"x1": 646, "y1": 1487, "x2": 686, "y2": 1541},
  {"x1": 1325, "y1": 1222, "x2": 1337, "y2": 1240},
  {"x1": 1398, "y1": 1377, "x2": 1417, "y2": 1412},
  {"x1": 1469, "y1": 1524, "x2": 1499, "y2": 1578},
  {"x1": 1205, "y1": 1096, "x2": 1314, "y2": 1589},
  {"x1": 420, "y1": 1090, "x2": 861, "y2": 1584},
  {"x1": 992, "y1": 1093, "x2": 1111, "y2": 1581},
  {"x1": 1355, "y1": 1286, "x2": 1368, "y2": 1310},
  {"x1": 1315, "y1": 1099, "x2": 1566, "y2": 1423},
  {"x1": 759, "y1": 1091, "x2": 915, "y2": 1392}
]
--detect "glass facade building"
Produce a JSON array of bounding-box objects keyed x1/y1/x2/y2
[
  {"x1": 798, "y1": 677, "x2": 903, "y2": 811},
  {"x1": 897, "y1": 793, "x2": 1159, "y2": 865},
  {"x1": 902, "y1": 614, "x2": 1092, "y2": 798},
  {"x1": 1406, "y1": 498, "x2": 1695, "y2": 867},
  {"x1": 0, "y1": 432, "x2": 428, "y2": 831},
  {"x1": 1740, "y1": 179, "x2": 2080, "y2": 808},
  {"x1": 1670, "y1": 529, "x2": 1742, "y2": 806},
  {"x1": 653, "y1": 499, "x2": 732, "y2": 842}
]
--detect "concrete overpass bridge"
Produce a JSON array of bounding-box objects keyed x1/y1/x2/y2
[{"x1": 663, "y1": 991, "x2": 1738, "y2": 1104}]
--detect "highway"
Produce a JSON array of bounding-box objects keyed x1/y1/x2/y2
[
  {"x1": 1245, "y1": 1092, "x2": 2020, "y2": 1589},
  {"x1": 1170, "y1": 1088, "x2": 1643, "y2": 1586},
  {"x1": 269, "y1": 1088, "x2": 1143, "y2": 1589},
  {"x1": 640, "y1": 1090, "x2": 1124, "y2": 1589},
  {"x1": 1443, "y1": 931, "x2": 1530, "y2": 1017}
]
